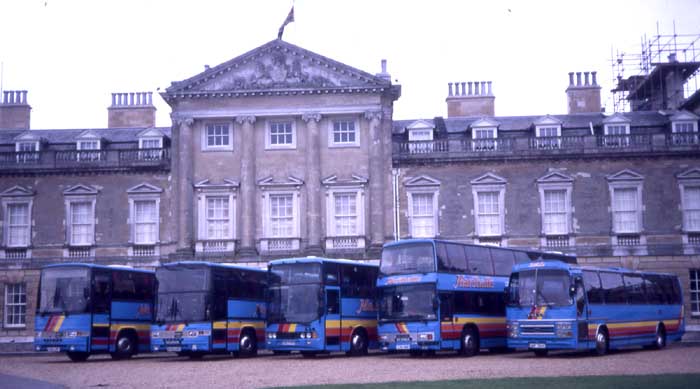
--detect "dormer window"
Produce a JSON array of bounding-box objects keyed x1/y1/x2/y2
[
  {"x1": 470, "y1": 118, "x2": 499, "y2": 151},
  {"x1": 406, "y1": 119, "x2": 435, "y2": 154},
  {"x1": 533, "y1": 115, "x2": 562, "y2": 149},
  {"x1": 602, "y1": 113, "x2": 631, "y2": 147},
  {"x1": 139, "y1": 137, "x2": 162, "y2": 149},
  {"x1": 14, "y1": 141, "x2": 40, "y2": 164},
  {"x1": 670, "y1": 111, "x2": 699, "y2": 145},
  {"x1": 76, "y1": 139, "x2": 101, "y2": 162}
]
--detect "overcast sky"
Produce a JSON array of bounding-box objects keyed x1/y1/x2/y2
[{"x1": 1, "y1": 0, "x2": 698, "y2": 130}]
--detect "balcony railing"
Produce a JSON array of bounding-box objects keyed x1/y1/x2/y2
[
  {"x1": 0, "y1": 148, "x2": 171, "y2": 172},
  {"x1": 394, "y1": 133, "x2": 699, "y2": 161}
]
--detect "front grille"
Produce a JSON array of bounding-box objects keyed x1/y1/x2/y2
[
  {"x1": 520, "y1": 324, "x2": 555, "y2": 335},
  {"x1": 275, "y1": 332, "x2": 303, "y2": 340}
]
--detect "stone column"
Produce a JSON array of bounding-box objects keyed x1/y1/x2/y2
[
  {"x1": 303, "y1": 113, "x2": 323, "y2": 255},
  {"x1": 174, "y1": 116, "x2": 195, "y2": 253},
  {"x1": 237, "y1": 115, "x2": 257, "y2": 257},
  {"x1": 366, "y1": 110, "x2": 385, "y2": 250}
]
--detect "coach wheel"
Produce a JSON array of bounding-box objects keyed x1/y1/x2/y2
[
  {"x1": 67, "y1": 352, "x2": 90, "y2": 362},
  {"x1": 460, "y1": 327, "x2": 479, "y2": 357},
  {"x1": 111, "y1": 332, "x2": 136, "y2": 360},
  {"x1": 348, "y1": 329, "x2": 368, "y2": 356},
  {"x1": 594, "y1": 329, "x2": 609, "y2": 356},
  {"x1": 533, "y1": 349, "x2": 548, "y2": 357},
  {"x1": 653, "y1": 327, "x2": 666, "y2": 350},
  {"x1": 239, "y1": 329, "x2": 258, "y2": 357}
]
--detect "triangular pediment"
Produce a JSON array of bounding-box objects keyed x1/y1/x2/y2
[
  {"x1": 166, "y1": 40, "x2": 391, "y2": 96},
  {"x1": 670, "y1": 110, "x2": 699, "y2": 122},
  {"x1": 13, "y1": 131, "x2": 43, "y2": 142},
  {"x1": 537, "y1": 171, "x2": 574, "y2": 184},
  {"x1": 322, "y1": 174, "x2": 368, "y2": 187},
  {"x1": 137, "y1": 128, "x2": 167, "y2": 139},
  {"x1": 127, "y1": 183, "x2": 163, "y2": 194},
  {"x1": 606, "y1": 169, "x2": 644, "y2": 182},
  {"x1": 677, "y1": 168, "x2": 700, "y2": 180},
  {"x1": 470, "y1": 117, "x2": 500, "y2": 128},
  {"x1": 194, "y1": 179, "x2": 240, "y2": 190},
  {"x1": 404, "y1": 175, "x2": 441, "y2": 187},
  {"x1": 76, "y1": 130, "x2": 102, "y2": 140},
  {"x1": 603, "y1": 112, "x2": 631, "y2": 124},
  {"x1": 63, "y1": 184, "x2": 99, "y2": 195},
  {"x1": 406, "y1": 120, "x2": 434, "y2": 131},
  {"x1": 471, "y1": 173, "x2": 507, "y2": 185},
  {"x1": 257, "y1": 175, "x2": 304, "y2": 188},
  {"x1": 0, "y1": 185, "x2": 34, "y2": 197},
  {"x1": 533, "y1": 115, "x2": 562, "y2": 126}
]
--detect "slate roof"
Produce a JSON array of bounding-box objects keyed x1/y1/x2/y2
[
  {"x1": 393, "y1": 111, "x2": 672, "y2": 134},
  {"x1": 0, "y1": 127, "x2": 171, "y2": 145}
]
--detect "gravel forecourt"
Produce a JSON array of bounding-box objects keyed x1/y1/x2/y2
[{"x1": 1, "y1": 345, "x2": 699, "y2": 388}]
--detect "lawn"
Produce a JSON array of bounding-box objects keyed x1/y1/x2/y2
[{"x1": 273, "y1": 374, "x2": 700, "y2": 389}]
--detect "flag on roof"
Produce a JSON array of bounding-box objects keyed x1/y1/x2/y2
[{"x1": 277, "y1": 6, "x2": 295, "y2": 40}]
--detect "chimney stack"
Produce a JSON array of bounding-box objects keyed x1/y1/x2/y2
[
  {"x1": 446, "y1": 80, "x2": 495, "y2": 117},
  {"x1": 566, "y1": 71, "x2": 601, "y2": 114},
  {"x1": 375, "y1": 59, "x2": 391, "y2": 82},
  {"x1": 0, "y1": 90, "x2": 31, "y2": 130},
  {"x1": 108, "y1": 92, "x2": 156, "y2": 128}
]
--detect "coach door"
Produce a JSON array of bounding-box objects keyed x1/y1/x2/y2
[
  {"x1": 91, "y1": 270, "x2": 111, "y2": 352},
  {"x1": 325, "y1": 287, "x2": 341, "y2": 351},
  {"x1": 574, "y1": 275, "x2": 589, "y2": 345}
]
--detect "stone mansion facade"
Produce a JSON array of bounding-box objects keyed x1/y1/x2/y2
[{"x1": 0, "y1": 38, "x2": 699, "y2": 348}]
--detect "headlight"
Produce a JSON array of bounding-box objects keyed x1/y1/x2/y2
[
  {"x1": 152, "y1": 331, "x2": 161, "y2": 338},
  {"x1": 186, "y1": 330, "x2": 198, "y2": 338},
  {"x1": 66, "y1": 331, "x2": 88, "y2": 338},
  {"x1": 555, "y1": 321, "x2": 572, "y2": 338},
  {"x1": 507, "y1": 321, "x2": 519, "y2": 338},
  {"x1": 379, "y1": 334, "x2": 388, "y2": 341},
  {"x1": 417, "y1": 332, "x2": 434, "y2": 341},
  {"x1": 197, "y1": 330, "x2": 211, "y2": 336},
  {"x1": 267, "y1": 332, "x2": 276, "y2": 339},
  {"x1": 35, "y1": 331, "x2": 43, "y2": 338}
]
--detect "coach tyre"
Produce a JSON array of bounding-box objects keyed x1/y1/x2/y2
[
  {"x1": 594, "y1": 328, "x2": 609, "y2": 356},
  {"x1": 239, "y1": 328, "x2": 258, "y2": 357},
  {"x1": 653, "y1": 325, "x2": 667, "y2": 350},
  {"x1": 348, "y1": 328, "x2": 368, "y2": 356},
  {"x1": 112, "y1": 331, "x2": 136, "y2": 360},
  {"x1": 66, "y1": 351, "x2": 90, "y2": 362},
  {"x1": 460, "y1": 326, "x2": 479, "y2": 357}
]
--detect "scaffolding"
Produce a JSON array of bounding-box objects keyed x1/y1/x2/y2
[{"x1": 610, "y1": 22, "x2": 700, "y2": 113}]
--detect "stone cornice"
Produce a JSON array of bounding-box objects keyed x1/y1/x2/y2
[
  {"x1": 302, "y1": 113, "x2": 322, "y2": 123},
  {"x1": 235, "y1": 116, "x2": 256, "y2": 125}
]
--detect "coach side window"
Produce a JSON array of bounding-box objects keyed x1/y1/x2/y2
[
  {"x1": 582, "y1": 271, "x2": 604, "y2": 304},
  {"x1": 92, "y1": 272, "x2": 111, "y2": 313},
  {"x1": 623, "y1": 274, "x2": 647, "y2": 304},
  {"x1": 444, "y1": 243, "x2": 467, "y2": 273},
  {"x1": 600, "y1": 272, "x2": 626, "y2": 304},
  {"x1": 464, "y1": 245, "x2": 494, "y2": 275},
  {"x1": 643, "y1": 275, "x2": 663, "y2": 304},
  {"x1": 491, "y1": 249, "x2": 515, "y2": 276}
]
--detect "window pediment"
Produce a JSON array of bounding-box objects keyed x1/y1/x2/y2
[
  {"x1": 12, "y1": 131, "x2": 43, "y2": 143},
  {"x1": 677, "y1": 168, "x2": 700, "y2": 181},
  {"x1": 127, "y1": 183, "x2": 163, "y2": 194},
  {"x1": 670, "y1": 110, "x2": 699, "y2": 122},
  {"x1": 404, "y1": 175, "x2": 441, "y2": 187},
  {"x1": 63, "y1": 184, "x2": 99, "y2": 196},
  {"x1": 533, "y1": 115, "x2": 562, "y2": 127},
  {"x1": 137, "y1": 128, "x2": 167, "y2": 139},
  {"x1": 76, "y1": 130, "x2": 103, "y2": 141},
  {"x1": 470, "y1": 173, "x2": 507, "y2": 186},
  {"x1": 1, "y1": 185, "x2": 34, "y2": 197},
  {"x1": 257, "y1": 175, "x2": 304, "y2": 190},
  {"x1": 406, "y1": 120, "x2": 434, "y2": 131},
  {"x1": 602, "y1": 113, "x2": 631, "y2": 124},
  {"x1": 322, "y1": 174, "x2": 368, "y2": 188},
  {"x1": 537, "y1": 172, "x2": 574, "y2": 184},
  {"x1": 194, "y1": 179, "x2": 240, "y2": 192},
  {"x1": 470, "y1": 117, "x2": 500, "y2": 128},
  {"x1": 606, "y1": 169, "x2": 644, "y2": 182}
]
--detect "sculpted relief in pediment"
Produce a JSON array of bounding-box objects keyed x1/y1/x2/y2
[{"x1": 199, "y1": 52, "x2": 358, "y2": 91}]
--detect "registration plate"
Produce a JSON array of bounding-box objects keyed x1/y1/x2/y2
[
  {"x1": 47, "y1": 347, "x2": 61, "y2": 352},
  {"x1": 529, "y1": 343, "x2": 546, "y2": 350},
  {"x1": 166, "y1": 347, "x2": 182, "y2": 352},
  {"x1": 396, "y1": 344, "x2": 410, "y2": 350}
]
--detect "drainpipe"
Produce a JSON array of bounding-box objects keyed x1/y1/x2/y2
[{"x1": 392, "y1": 168, "x2": 401, "y2": 241}]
